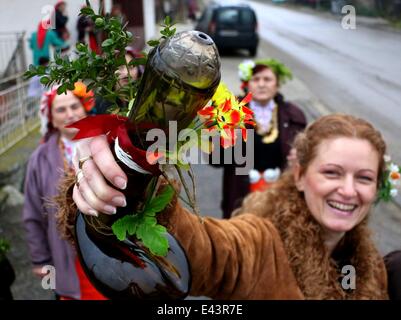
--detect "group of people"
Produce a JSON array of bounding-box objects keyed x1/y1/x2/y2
[
  {"x1": 29, "y1": 0, "x2": 108, "y2": 67},
  {"x1": 22, "y1": 27, "x2": 401, "y2": 298}
]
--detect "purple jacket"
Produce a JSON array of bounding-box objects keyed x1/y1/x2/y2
[{"x1": 22, "y1": 132, "x2": 80, "y2": 299}]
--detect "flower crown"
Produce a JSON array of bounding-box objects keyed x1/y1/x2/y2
[
  {"x1": 378, "y1": 155, "x2": 400, "y2": 202},
  {"x1": 39, "y1": 82, "x2": 95, "y2": 136},
  {"x1": 238, "y1": 58, "x2": 293, "y2": 85},
  {"x1": 72, "y1": 82, "x2": 95, "y2": 112}
]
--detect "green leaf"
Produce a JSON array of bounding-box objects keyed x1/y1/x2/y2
[
  {"x1": 101, "y1": 39, "x2": 114, "y2": 47},
  {"x1": 144, "y1": 185, "x2": 175, "y2": 215},
  {"x1": 112, "y1": 215, "x2": 131, "y2": 240},
  {"x1": 80, "y1": 7, "x2": 94, "y2": 16},
  {"x1": 136, "y1": 222, "x2": 168, "y2": 256},
  {"x1": 23, "y1": 70, "x2": 33, "y2": 80},
  {"x1": 40, "y1": 77, "x2": 50, "y2": 85},
  {"x1": 95, "y1": 17, "x2": 105, "y2": 28},
  {"x1": 76, "y1": 42, "x2": 87, "y2": 52},
  {"x1": 67, "y1": 82, "x2": 75, "y2": 90},
  {"x1": 147, "y1": 39, "x2": 159, "y2": 47},
  {"x1": 129, "y1": 57, "x2": 147, "y2": 66},
  {"x1": 111, "y1": 219, "x2": 127, "y2": 241},
  {"x1": 164, "y1": 16, "x2": 171, "y2": 26},
  {"x1": 57, "y1": 84, "x2": 68, "y2": 94},
  {"x1": 36, "y1": 65, "x2": 47, "y2": 75}
]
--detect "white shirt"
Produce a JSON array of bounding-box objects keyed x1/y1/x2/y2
[{"x1": 249, "y1": 99, "x2": 275, "y2": 133}]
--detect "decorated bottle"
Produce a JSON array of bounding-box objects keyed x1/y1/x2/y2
[{"x1": 74, "y1": 31, "x2": 221, "y2": 299}]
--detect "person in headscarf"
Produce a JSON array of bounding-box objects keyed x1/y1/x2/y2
[
  {"x1": 29, "y1": 18, "x2": 68, "y2": 66},
  {"x1": 215, "y1": 59, "x2": 307, "y2": 218},
  {"x1": 22, "y1": 82, "x2": 106, "y2": 300}
]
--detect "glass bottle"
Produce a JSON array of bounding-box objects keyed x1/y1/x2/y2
[{"x1": 74, "y1": 31, "x2": 221, "y2": 299}]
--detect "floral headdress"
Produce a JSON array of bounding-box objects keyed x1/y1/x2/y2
[
  {"x1": 378, "y1": 155, "x2": 401, "y2": 202},
  {"x1": 238, "y1": 58, "x2": 293, "y2": 91},
  {"x1": 39, "y1": 82, "x2": 95, "y2": 136}
]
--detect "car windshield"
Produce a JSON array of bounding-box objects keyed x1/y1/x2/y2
[{"x1": 217, "y1": 8, "x2": 255, "y2": 27}]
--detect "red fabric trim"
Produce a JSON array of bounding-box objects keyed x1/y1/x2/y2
[
  {"x1": 75, "y1": 258, "x2": 107, "y2": 300},
  {"x1": 66, "y1": 115, "x2": 161, "y2": 175},
  {"x1": 37, "y1": 21, "x2": 49, "y2": 49},
  {"x1": 250, "y1": 179, "x2": 272, "y2": 192},
  {"x1": 88, "y1": 33, "x2": 100, "y2": 55}
]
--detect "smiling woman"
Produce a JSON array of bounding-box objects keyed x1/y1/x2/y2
[
  {"x1": 57, "y1": 113, "x2": 391, "y2": 299},
  {"x1": 292, "y1": 119, "x2": 384, "y2": 254}
]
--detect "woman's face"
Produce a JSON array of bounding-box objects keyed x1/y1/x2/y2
[
  {"x1": 247, "y1": 68, "x2": 278, "y2": 104},
  {"x1": 51, "y1": 91, "x2": 87, "y2": 139},
  {"x1": 295, "y1": 137, "x2": 379, "y2": 235},
  {"x1": 116, "y1": 54, "x2": 139, "y2": 88}
]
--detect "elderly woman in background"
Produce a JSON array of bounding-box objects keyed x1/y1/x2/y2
[
  {"x1": 216, "y1": 59, "x2": 307, "y2": 218},
  {"x1": 22, "y1": 83, "x2": 105, "y2": 300}
]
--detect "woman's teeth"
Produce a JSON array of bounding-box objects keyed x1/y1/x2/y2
[{"x1": 327, "y1": 200, "x2": 357, "y2": 212}]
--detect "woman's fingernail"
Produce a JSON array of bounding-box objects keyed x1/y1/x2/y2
[
  {"x1": 114, "y1": 176, "x2": 127, "y2": 190},
  {"x1": 104, "y1": 205, "x2": 117, "y2": 215},
  {"x1": 88, "y1": 209, "x2": 98, "y2": 217},
  {"x1": 112, "y1": 196, "x2": 127, "y2": 207}
]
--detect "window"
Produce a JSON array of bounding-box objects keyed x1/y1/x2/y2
[
  {"x1": 241, "y1": 10, "x2": 255, "y2": 26},
  {"x1": 217, "y1": 9, "x2": 239, "y2": 25}
]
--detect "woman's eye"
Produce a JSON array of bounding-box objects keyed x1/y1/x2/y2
[
  {"x1": 358, "y1": 176, "x2": 374, "y2": 183},
  {"x1": 323, "y1": 170, "x2": 339, "y2": 177}
]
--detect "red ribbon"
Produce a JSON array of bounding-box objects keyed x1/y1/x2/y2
[{"x1": 66, "y1": 114, "x2": 161, "y2": 175}]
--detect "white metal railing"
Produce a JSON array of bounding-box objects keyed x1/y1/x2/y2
[
  {"x1": 0, "y1": 32, "x2": 27, "y2": 79},
  {"x1": 0, "y1": 80, "x2": 40, "y2": 155}
]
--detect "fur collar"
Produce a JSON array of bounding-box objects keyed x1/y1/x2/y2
[{"x1": 235, "y1": 172, "x2": 388, "y2": 299}]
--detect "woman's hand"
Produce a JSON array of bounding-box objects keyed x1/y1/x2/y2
[
  {"x1": 32, "y1": 266, "x2": 48, "y2": 278},
  {"x1": 72, "y1": 135, "x2": 128, "y2": 217}
]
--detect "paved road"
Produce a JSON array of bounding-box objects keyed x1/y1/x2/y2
[{"x1": 246, "y1": 0, "x2": 401, "y2": 165}]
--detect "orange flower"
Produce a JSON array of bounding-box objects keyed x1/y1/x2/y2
[
  {"x1": 73, "y1": 82, "x2": 95, "y2": 112},
  {"x1": 198, "y1": 91, "x2": 254, "y2": 148},
  {"x1": 73, "y1": 82, "x2": 89, "y2": 98},
  {"x1": 390, "y1": 171, "x2": 400, "y2": 181}
]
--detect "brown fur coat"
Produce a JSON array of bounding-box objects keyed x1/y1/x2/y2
[
  {"x1": 232, "y1": 172, "x2": 388, "y2": 299},
  {"x1": 57, "y1": 172, "x2": 388, "y2": 300}
]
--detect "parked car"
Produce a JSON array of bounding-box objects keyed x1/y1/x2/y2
[{"x1": 195, "y1": 1, "x2": 259, "y2": 56}]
